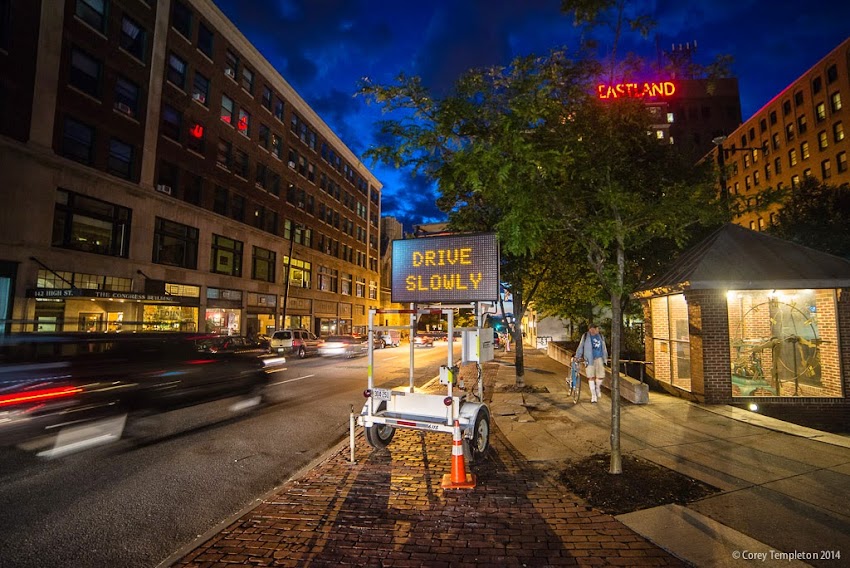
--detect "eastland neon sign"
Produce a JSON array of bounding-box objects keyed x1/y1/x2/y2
[{"x1": 597, "y1": 81, "x2": 677, "y2": 99}]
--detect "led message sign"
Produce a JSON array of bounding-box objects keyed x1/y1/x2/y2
[
  {"x1": 597, "y1": 81, "x2": 676, "y2": 99},
  {"x1": 392, "y1": 233, "x2": 500, "y2": 303}
]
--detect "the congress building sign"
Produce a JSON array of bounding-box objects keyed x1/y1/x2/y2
[{"x1": 391, "y1": 233, "x2": 500, "y2": 303}]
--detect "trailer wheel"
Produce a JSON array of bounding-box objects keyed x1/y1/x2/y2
[
  {"x1": 467, "y1": 408, "x2": 490, "y2": 463},
  {"x1": 365, "y1": 402, "x2": 395, "y2": 449}
]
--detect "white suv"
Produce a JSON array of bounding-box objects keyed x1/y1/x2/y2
[{"x1": 269, "y1": 329, "x2": 320, "y2": 359}]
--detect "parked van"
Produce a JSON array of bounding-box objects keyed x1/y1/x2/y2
[{"x1": 269, "y1": 329, "x2": 321, "y2": 358}]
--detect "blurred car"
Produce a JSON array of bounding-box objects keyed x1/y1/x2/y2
[
  {"x1": 268, "y1": 329, "x2": 321, "y2": 358},
  {"x1": 196, "y1": 335, "x2": 267, "y2": 354},
  {"x1": 318, "y1": 335, "x2": 368, "y2": 358},
  {"x1": 0, "y1": 333, "x2": 286, "y2": 450},
  {"x1": 255, "y1": 334, "x2": 271, "y2": 349},
  {"x1": 376, "y1": 330, "x2": 401, "y2": 348},
  {"x1": 413, "y1": 334, "x2": 435, "y2": 348}
]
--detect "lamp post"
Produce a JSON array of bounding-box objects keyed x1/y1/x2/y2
[
  {"x1": 280, "y1": 222, "x2": 299, "y2": 330},
  {"x1": 712, "y1": 135, "x2": 769, "y2": 215}
]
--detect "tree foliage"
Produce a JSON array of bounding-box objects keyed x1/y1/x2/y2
[{"x1": 766, "y1": 178, "x2": 850, "y2": 259}]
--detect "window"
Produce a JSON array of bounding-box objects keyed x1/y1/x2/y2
[
  {"x1": 69, "y1": 48, "x2": 101, "y2": 98},
  {"x1": 822, "y1": 159, "x2": 832, "y2": 179},
  {"x1": 120, "y1": 16, "x2": 146, "y2": 60},
  {"x1": 782, "y1": 100, "x2": 791, "y2": 116},
  {"x1": 818, "y1": 130, "x2": 829, "y2": 150},
  {"x1": 743, "y1": 154, "x2": 751, "y2": 168},
  {"x1": 369, "y1": 281, "x2": 377, "y2": 300},
  {"x1": 794, "y1": 90, "x2": 804, "y2": 107},
  {"x1": 801, "y1": 141, "x2": 810, "y2": 160},
  {"x1": 216, "y1": 138, "x2": 231, "y2": 169},
  {"x1": 225, "y1": 49, "x2": 238, "y2": 80},
  {"x1": 62, "y1": 117, "x2": 94, "y2": 164},
  {"x1": 241, "y1": 67, "x2": 254, "y2": 93},
  {"x1": 271, "y1": 133, "x2": 282, "y2": 159},
  {"x1": 213, "y1": 186, "x2": 228, "y2": 215},
  {"x1": 210, "y1": 234, "x2": 243, "y2": 277},
  {"x1": 107, "y1": 138, "x2": 133, "y2": 179},
  {"x1": 816, "y1": 102, "x2": 826, "y2": 121},
  {"x1": 161, "y1": 104, "x2": 181, "y2": 141},
  {"x1": 221, "y1": 94, "x2": 234, "y2": 125},
  {"x1": 774, "y1": 157, "x2": 782, "y2": 175},
  {"x1": 341, "y1": 272, "x2": 352, "y2": 295},
  {"x1": 192, "y1": 71, "x2": 209, "y2": 105},
  {"x1": 76, "y1": 0, "x2": 105, "y2": 33},
  {"x1": 838, "y1": 151, "x2": 848, "y2": 173},
  {"x1": 197, "y1": 22, "x2": 213, "y2": 58},
  {"x1": 788, "y1": 148, "x2": 797, "y2": 167},
  {"x1": 261, "y1": 86, "x2": 272, "y2": 111},
  {"x1": 772, "y1": 133, "x2": 780, "y2": 150},
  {"x1": 166, "y1": 53, "x2": 186, "y2": 89},
  {"x1": 834, "y1": 121, "x2": 845, "y2": 142},
  {"x1": 234, "y1": 149, "x2": 248, "y2": 178},
  {"x1": 52, "y1": 189, "x2": 131, "y2": 257},
  {"x1": 769, "y1": 110, "x2": 777, "y2": 125},
  {"x1": 152, "y1": 217, "x2": 198, "y2": 269},
  {"x1": 114, "y1": 76, "x2": 140, "y2": 117},
  {"x1": 791, "y1": 174, "x2": 801, "y2": 187},
  {"x1": 171, "y1": 0, "x2": 192, "y2": 38},
  {"x1": 827, "y1": 64, "x2": 838, "y2": 84},
  {"x1": 831, "y1": 92, "x2": 842, "y2": 113},
  {"x1": 753, "y1": 171, "x2": 760, "y2": 186},
  {"x1": 258, "y1": 124, "x2": 270, "y2": 149},
  {"x1": 186, "y1": 120, "x2": 205, "y2": 154},
  {"x1": 269, "y1": 172, "x2": 280, "y2": 197},
  {"x1": 813, "y1": 76, "x2": 822, "y2": 94},
  {"x1": 231, "y1": 194, "x2": 244, "y2": 222},
  {"x1": 274, "y1": 97, "x2": 284, "y2": 121},
  {"x1": 797, "y1": 114, "x2": 807, "y2": 134},
  {"x1": 255, "y1": 163, "x2": 267, "y2": 189},
  {"x1": 745, "y1": 175, "x2": 751, "y2": 190},
  {"x1": 158, "y1": 160, "x2": 179, "y2": 191},
  {"x1": 252, "y1": 247, "x2": 275, "y2": 282},
  {"x1": 759, "y1": 118, "x2": 767, "y2": 133},
  {"x1": 318, "y1": 266, "x2": 338, "y2": 292},
  {"x1": 355, "y1": 277, "x2": 365, "y2": 297},
  {"x1": 765, "y1": 163, "x2": 772, "y2": 180},
  {"x1": 237, "y1": 108, "x2": 251, "y2": 137},
  {"x1": 183, "y1": 174, "x2": 202, "y2": 206},
  {"x1": 785, "y1": 123, "x2": 794, "y2": 141},
  {"x1": 283, "y1": 257, "x2": 311, "y2": 289},
  {"x1": 650, "y1": 294, "x2": 690, "y2": 389}
]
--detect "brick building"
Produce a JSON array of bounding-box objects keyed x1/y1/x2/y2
[
  {"x1": 635, "y1": 224, "x2": 850, "y2": 431},
  {"x1": 712, "y1": 37, "x2": 850, "y2": 230},
  {"x1": 0, "y1": 0, "x2": 382, "y2": 336}
]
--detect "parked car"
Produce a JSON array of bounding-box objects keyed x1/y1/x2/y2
[
  {"x1": 268, "y1": 329, "x2": 321, "y2": 358},
  {"x1": 0, "y1": 332, "x2": 286, "y2": 450},
  {"x1": 376, "y1": 330, "x2": 401, "y2": 348},
  {"x1": 413, "y1": 334, "x2": 435, "y2": 348},
  {"x1": 318, "y1": 335, "x2": 368, "y2": 358}
]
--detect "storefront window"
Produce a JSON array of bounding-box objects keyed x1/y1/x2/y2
[
  {"x1": 650, "y1": 294, "x2": 691, "y2": 391},
  {"x1": 205, "y1": 308, "x2": 240, "y2": 334},
  {"x1": 142, "y1": 305, "x2": 197, "y2": 331},
  {"x1": 728, "y1": 289, "x2": 841, "y2": 397}
]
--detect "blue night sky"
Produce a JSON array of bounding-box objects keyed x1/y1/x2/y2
[{"x1": 211, "y1": 0, "x2": 850, "y2": 232}]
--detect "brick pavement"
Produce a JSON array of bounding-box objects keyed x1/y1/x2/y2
[{"x1": 172, "y1": 355, "x2": 685, "y2": 567}]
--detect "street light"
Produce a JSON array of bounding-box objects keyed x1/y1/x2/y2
[
  {"x1": 712, "y1": 135, "x2": 769, "y2": 212},
  {"x1": 280, "y1": 222, "x2": 300, "y2": 329}
]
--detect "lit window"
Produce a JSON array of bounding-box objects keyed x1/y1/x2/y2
[
  {"x1": 667, "y1": 112, "x2": 674, "y2": 123},
  {"x1": 237, "y1": 108, "x2": 251, "y2": 137},
  {"x1": 831, "y1": 92, "x2": 842, "y2": 113},
  {"x1": 186, "y1": 121, "x2": 204, "y2": 154},
  {"x1": 797, "y1": 114, "x2": 807, "y2": 134},
  {"x1": 822, "y1": 159, "x2": 832, "y2": 179},
  {"x1": 834, "y1": 121, "x2": 844, "y2": 142},
  {"x1": 818, "y1": 130, "x2": 829, "y2": 150},
  {"x1": 816, "y1": 102, "x2": 826, "y2": 121},
  {"x1": 221, "y1": 94, "x2": 234, "y2": 125},
  {"x1": 838, "y1": 152, "x2": 848, "y2": 173},
  {"x1": 801, "y1": 141, "x2": 810, "y2": 160},
  {"x1": 788, "y1": 148, "x2": 797, "y2": 167}
]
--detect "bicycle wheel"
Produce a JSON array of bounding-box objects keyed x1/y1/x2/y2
[{"x1": 571, "y1": 365, "x2": 581, "y2": 404}]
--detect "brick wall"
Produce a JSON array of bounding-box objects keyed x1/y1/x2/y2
[{"x1": 685, "y1": 289, "x2": 730, "y2": 403}]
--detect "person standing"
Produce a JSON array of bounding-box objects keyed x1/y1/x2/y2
[{"x1": 576, "y1": 324, "x2": 609, "y2": 403}]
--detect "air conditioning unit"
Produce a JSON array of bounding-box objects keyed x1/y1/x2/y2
[
  {"x1": 115, "y1": 102, "x2": 133, "y2": 116},
  {"x1": 225, "y1": 68, "x2": 235, "y2": 78},
  {"x1": 288, "y1": 161, "x2": 296, "y2": 168},
  {"x1": 155, "y1": 184, "x2": 172, "y2": 195},
  {"x1": 192, "y1": 92, "x2": 206, "y2": 104},
  {"x1": 297, "y1": 202, "x2": 305, "y2": 208}
]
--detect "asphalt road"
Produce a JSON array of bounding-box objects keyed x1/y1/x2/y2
[{"x1": 0, "y1": 342, "x2": 458, "y2": 568}]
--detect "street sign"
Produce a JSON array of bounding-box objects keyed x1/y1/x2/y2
[{"x1": 391, "y1": 233, "x2": 500, "y2": 303}]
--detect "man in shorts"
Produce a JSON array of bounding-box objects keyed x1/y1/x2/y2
[{"x1": 576, "y1": 323, "x2": 609, "y2": 403}]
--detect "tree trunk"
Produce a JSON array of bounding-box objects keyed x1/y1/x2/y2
[
  {"x1": 608, "y1": 246, "x2": 624, "y2": 475},
  {"x1": 514, "y1": 287, "x2": 525, "y2": 386}
]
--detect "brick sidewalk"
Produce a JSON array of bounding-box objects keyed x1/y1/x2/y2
[{"x1": 174, "y1": 421, "x2": 683, "y2": 567}]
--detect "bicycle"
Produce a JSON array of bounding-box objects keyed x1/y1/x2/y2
[{"x1": 567, "y1": 356, "x2": 582, "y2": 403}]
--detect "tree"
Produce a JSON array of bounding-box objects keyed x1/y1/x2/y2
[{"x1": 766, "y1": 178, "x2": 850, "y2": 259}]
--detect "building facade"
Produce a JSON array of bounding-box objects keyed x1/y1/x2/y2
[
  {"x1": 715, "y1": 37, "x2": 850, "y2": 230},
  {"x1": 0, "y1": 0, "x2": 382, "y2": 336}
]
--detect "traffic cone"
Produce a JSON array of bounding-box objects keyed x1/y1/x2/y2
[{"x1": 441, "y1": 419, "x2": 476, "y2": 489}]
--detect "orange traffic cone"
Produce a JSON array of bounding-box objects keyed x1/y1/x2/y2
[{"x1": 441, "y1": 419, "x2": 476, "y2": 489}]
